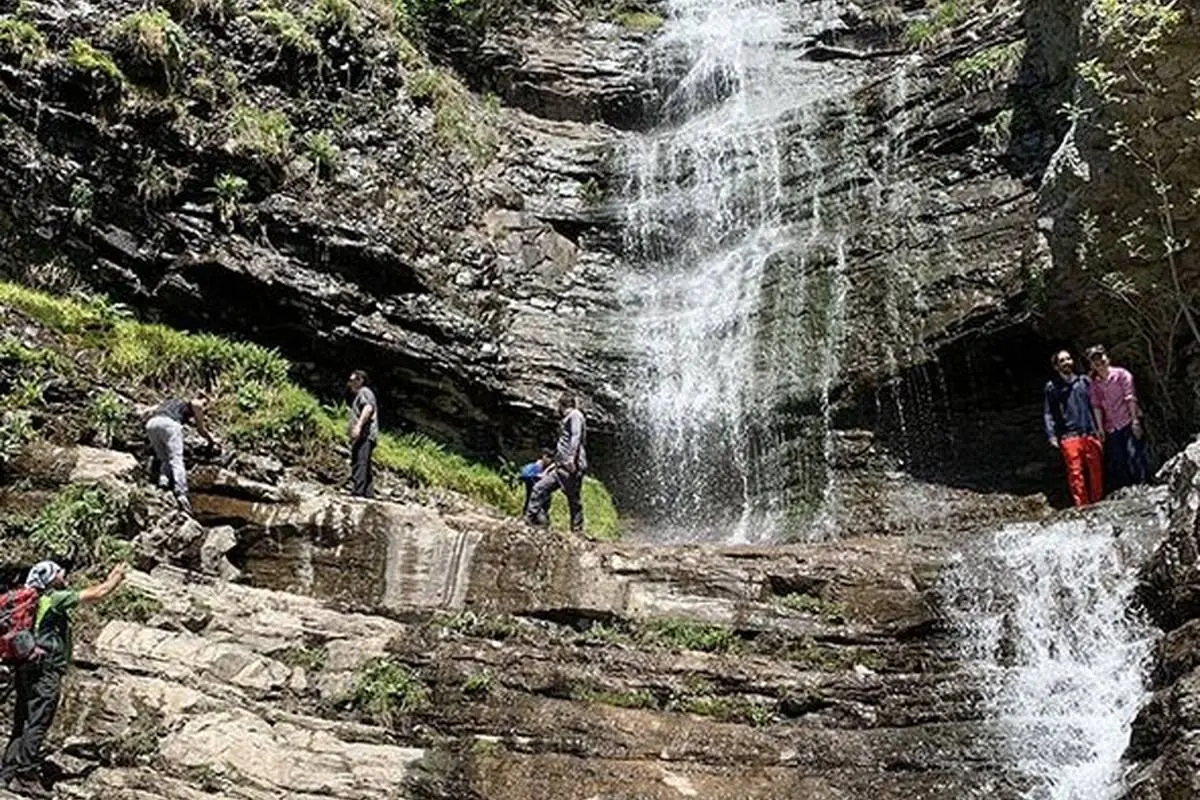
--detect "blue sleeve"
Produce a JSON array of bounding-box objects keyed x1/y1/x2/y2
[
  {"x1": 1043, "y1": 383, "x2": 1056, "y2": 441},
  {"x1": 519, "y1": 462, "x2": 540, "y2": 479}
]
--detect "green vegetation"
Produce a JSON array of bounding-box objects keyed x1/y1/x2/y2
[
  {"x1": 0, "y1": 17, "x2": 48, "y2": 66},
  {"x1": 0, "y1": 282, "x2": 620, "y2": 536},
  {"x1": 228, "y1": 105, "x2": 294, "y2": 162},
  {"x1": 433, "y1": 610, "x2": 521, "y2": 640},
  {"x1": 66, "y1": 38, "x2": 126, "y2": 85},
  {"x1": 981, "y1": 106, "x2": 1014, "y2": 152},
  {"x1": 903, "y1": 0, "x2": 967, "y2": 49},
  {"x1": 136, "y1": 159, "x2": 186, "y2": 206},
  {"x1": 69, "y1": 179, "x2": 95, "y2": 227},
  {"x1": 87, "y1": 389, "x2": 127, "y2": 447},
  {"x1": 676, "y1": 693, "x2": 773, "y2": 726},
  {"x1": 461, "y1": 669, "x2": 493, "y2": 695},
  {"x1": 571, "y1": 684, "x2": 657, "y2": 709},
  {"x1": 775, "y1": 592, "x2": 847, "y2": 621},
  {"x1": 250, "y1": 7, "x2": 320, "y2": 57},
  {"x1": 27, "y1": 484, "x2": 130, "y2": 564},
  {"x1": 103, "y1": 701, "x2": 163, "y2": 767},
  {"x1": 275, "y1": 644, "x2": 328, "y2": 672},
  {"x1": 212, "y1": 173, "x2": 249, "y2": 227},
  {"x1": 0, "y1": 410, "x2": 34, "y2": 470},
  {"x1": 97, "y1": 585, "x2": 164, "y2": 623},
  {"x1": 637, "y1": 618, "x2": 741, "y2": 654},
  {"x1": 112, "y1": 8, "x2": 189, "y2": 83},
  {"x1": 614, "y1": 10, "x2": 662, "y2": 31},
  {"x1": 303, "y1": 130, "x2": 341, "y2": 178},
  {"x1": 865, "y1": 1, "x2": 903, "y2": 28},
  {"x1": 952, "y1": 39, "x2": 1025, "y2": 89},
  {"x1": 353, "y1": 657, "x2": 429, "y2": 723},
  {"x1": 408, "y1": 67, "x2": 499, "y2": 165}
]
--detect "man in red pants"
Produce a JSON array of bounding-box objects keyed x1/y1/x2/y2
[{"x1": 1043, "y1": 350, "x2": 1105, "y2": 506}]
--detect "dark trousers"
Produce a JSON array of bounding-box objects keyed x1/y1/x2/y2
[
  {"x1": 525, "y1": 468, "x2": 585, "y2": 533},
  {"x1": 0, "y1": 665, "x2": 62, "y2": 781},
  {"x1": 1105, "y1": 424, "x2": 1149, "y2": 493},
  {"x1": 351, "y1": 437, "x2": 375, "y2": 498}
]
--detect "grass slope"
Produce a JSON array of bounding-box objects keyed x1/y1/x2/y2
[{"x1": 0, "y1": 282, "x2": 619, "y2": 539}]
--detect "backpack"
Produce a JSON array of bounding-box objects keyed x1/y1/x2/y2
[{"x1": 0, "y1": 587, "x2": 42, "y2": 663}]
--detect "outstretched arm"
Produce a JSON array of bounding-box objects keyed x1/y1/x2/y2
[{"x1": 79, "y1": 563, "x2": 128, "y2": 604}]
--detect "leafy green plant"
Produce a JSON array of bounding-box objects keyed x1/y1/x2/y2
[
  {"x1": 228, "y1": 105, "x2": 294, "y2": 162},
  {"x1": 407, "y1": 67, "x2": 499, "y2": 165},
  {"x1": 865, "y1": 1, "x2": 903, "y2": 27},
  {"x1": 275, "y1": 645, "x2": 327, "y2": 672},
  {"x1": 135, "y1": 158, "x2": 186, "y2": 206},
  {"x1": 902, "y1": 0, "x2": 967, "y2": 49},
  {"x1": 66, "y1": 38, "x2": 126, "y2": 85},
  {"x1": 0, "y1": 18, "x2": 48, "y2": 66},
  {"x1": 4, "y1": 374, "x2": 43, "y2": 409},
  {"x1": 433, "y1": 610, "x2": 521, "y2": 641},
  {"x1": 461, "y1": 669, "x2": 493, "y2": 695},
  {"x1": 28, "y1": 485, "x2": 129, "y2": 564},
  {"x1": 572, "y1": 685, "x2": 657, "y2": 709},
  {"x1": 87, "y1": 389, "x2": 127, "y2": 447},
  {"x1": 212, "y1": 172, "x2": 249, "y2": 227},
  {"x1": 303, "y1": 130, "x2": 341, "y2": 178},
  {"x1": 312, "y1": 0, "x2": 358, "y2": 30},
  {"x1": 775, "y1": 592, "x2": 847, "y2": 621},
  {"x1": 636, "y1": 618, "x2": 741, "y2": 653},
  {"x1": 674, "y1": 693, "x2": 773, "y2": 726},
  {"x1": 0, "y1": 410, "x2": 34, "y2": 469},
  {"x1": 69, "y1": 179, "x2": 95, "y2": 227},
  {"x1": 353, "y1": 658, "x2": 429, "y2": 724}
]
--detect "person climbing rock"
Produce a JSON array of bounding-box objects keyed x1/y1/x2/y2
[
  {"x1": 517, "y1": 448, "x2": 556, "y2": 511},
  {"x1": 0, "y1": 560, "x2": 127, "y2": 797},
  {"x1": 347, "y1": 370, "x2": 378, "y2": 499},
  {"x1": 1086, "y1": 344, "x2": 1149, "y2": 493},
  {"x1": 145, "y1": 395, "x2": 214, "y2": 514},
  {"x1": 526, "y1": 393, "x2": 588, "y2": 533},
  {"x1": 1043, "y1": 350, "x2": 1104, "y2": 507}
]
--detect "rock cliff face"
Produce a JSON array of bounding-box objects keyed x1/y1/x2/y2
[{"x1": 5, "y1": 0, "x2": 1194, "y2": 514}]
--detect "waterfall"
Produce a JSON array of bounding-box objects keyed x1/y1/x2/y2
[
  {"x1": 619, "y1": 0, "x2": 848, "y2": 542},
  {"x1": 942, "y1": 511, "x2": 1163, "y2": 798}
]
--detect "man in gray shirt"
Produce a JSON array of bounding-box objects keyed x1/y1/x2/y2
[
  {"x1": 346, "y1": 370, "x2": 378, "y2": 498},
  {"x1": 526, "y1": 392, "x2": 588, "y2": 534}
]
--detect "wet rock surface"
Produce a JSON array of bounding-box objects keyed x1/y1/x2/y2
[{"x1": 1125, "y1": 440, "x2": 1200, "y2": 799}]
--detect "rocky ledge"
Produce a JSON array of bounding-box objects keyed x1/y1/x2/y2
[{"x1": 0, "y1": 439, "x2": 1171, "y2": 799}]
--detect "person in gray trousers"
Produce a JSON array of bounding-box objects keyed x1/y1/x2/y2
[
  {"x1": 145, "y1": 396, "x2": 214, "y2": 514},
  {"x1": 526, "y1": 392, "x2": 588, "y2": 534},
  {"x1": 346, "y1": 370, "x2": 378, "y2": 498}
]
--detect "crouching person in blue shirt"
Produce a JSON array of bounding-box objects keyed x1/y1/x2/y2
[{"x1": 518, "y1": 448, "x2": 556, "y2": 513}]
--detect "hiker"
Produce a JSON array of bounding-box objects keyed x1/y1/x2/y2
[
  {"x1": 1043, "y1": 349, "x2": 1105, "y2": 507},
  {"x1": 1086, "y1": 344, "x2": 1150, "y2": 492},
  {"x1": 526, "y1": 393, "x2": 588, "y2": 533},
  {"x1": 145, "y1": 395, "x2": 214, "y2": 514},
  {"x1": 517, "y1": 448, "x2": 556, "y2": 511},
  {"x1": 347, "y1": 370, "x2": 378, "y2": 499},
  {"x1": 0, "y1": 560, "x2": 127, "y2": 797}
]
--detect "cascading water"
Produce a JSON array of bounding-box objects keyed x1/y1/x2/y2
[
  {"x1": 619, "y1": 0, "x2": 849, "y2": 542},
  {"x1": 942, "y1": 507, "x2": 1164, "y2": 798}
]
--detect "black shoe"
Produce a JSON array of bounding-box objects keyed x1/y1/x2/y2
[{"x1": 7, "y1": 774, "x2": 52, "y2": 798}]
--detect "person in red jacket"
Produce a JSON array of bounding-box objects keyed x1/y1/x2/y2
[{"x1": 1043, "y1": 350, "x2": 1105, "y2": 506}]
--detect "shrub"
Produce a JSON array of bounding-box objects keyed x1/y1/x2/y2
[
  {"x1": 0, "y1": 18, "x2": 47, "y2": 66},
  {"x1": 66, "y1": 38, "x2": 126, "y2": 85},
  {"x1": 112, "y1": 8, "x2": 188, "y2": 84},
  {"x1": 69, "y1": 179, "x2": 95, "y2": 227},
  {"x1": 135, "y1": 158, "x2": 186, "y2": 206},
  {"x1": 250, "y1": 8, "x2": 319, "y2": 57},
  {"x1": 312, "y1": 0, "x2": 358, "y2": 31},
  {"x1": 97, "y1": 585, "x2": 163, "y2": 622},
  {"x1": 0, "y1": 410, "x2": 34, "y2": 469},
  {"x1": 28, "y1": 484, "x2": 129, "y2": 564},
  {"x1": 87, "y1": 389, "x2": 127, "y2": 447},
  {"x1": 212, "y1": 172, "x2": 249, "y2": 226},
  {"x1": 353, "y1": 658, "x2": 428, "y2": 724},
  {"x1": 228, "y1": 105, "x2": 294, "y2": 162},
  {"x1": 407, "y1": 67, "x2": 499, "y2": 165},
  {"x1": 303, "y1": 130, "x2": 340, "y2": 178}
]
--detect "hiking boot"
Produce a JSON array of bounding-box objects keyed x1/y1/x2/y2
[{"x1": 7, "y1": 774, "x2": 52, "y2": 798}]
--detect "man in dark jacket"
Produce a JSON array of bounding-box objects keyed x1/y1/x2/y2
[
  {"x1": 526, "y1": 393, "x2": 588, "y2": 534},
  {"x1": 0, "y1": 560, "x2": 127, "y2": 797},
  {"x1": 1043, "y1": 350, "x2": 1104, "y2": 506},
  {"x1": 346, "y1": 370, "x2": 378, "y2": 498}
]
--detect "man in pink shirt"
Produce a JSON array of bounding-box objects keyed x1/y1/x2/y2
[{"x1": 1086, "y1": 344, "x2": 1149, "y2": 492}]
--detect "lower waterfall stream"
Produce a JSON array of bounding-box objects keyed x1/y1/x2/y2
[{"x1": 941, "y1": 492, "x2": 1166, "y2": 798}]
